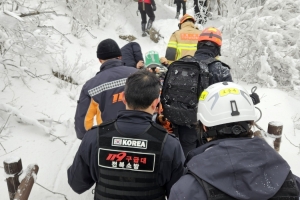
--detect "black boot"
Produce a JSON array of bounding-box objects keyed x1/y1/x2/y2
[
  {"x1": 175, "y1": 12, "x2": 180, "y2": 19},
  {"x1": 146, "y1": 19, "x2": 153, "y2": 31},
  {"x1": 141, "y1": 23, "x2": 147, "y2": 37}
]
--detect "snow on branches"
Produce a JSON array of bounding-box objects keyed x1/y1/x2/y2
[{"x1": 222, "y1": 0, "x2": 300, "y2": 90}]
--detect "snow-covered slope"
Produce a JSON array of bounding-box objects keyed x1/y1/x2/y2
[{"x1": 0, "y1": 1, "x2": 299, "y2": 200}]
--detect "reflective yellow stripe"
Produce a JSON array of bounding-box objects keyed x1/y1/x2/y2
[
  {"x1": 167, "y1": 41, "x2": 177, "y2": 48},
  {"x1": 177, "y1": 43, "x2": 197, "y2": 47}
]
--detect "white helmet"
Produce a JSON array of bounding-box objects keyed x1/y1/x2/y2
[{"x1": 197, "y1": 82, "x2": 256, "y2": 127}]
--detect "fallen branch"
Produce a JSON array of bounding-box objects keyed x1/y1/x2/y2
[
  {"x1": 284, "y1": 134, "x2": 299, "y2": 148},
  {"x1": 0, "y1": 142, "x2": 7, "y2": 153},
  {"x1": 4, "y1": 10, "x2": 24, "y2": 21},
  {"x1": 49, "y1": 133, "x2": 67, "y2": 145},
  {"x1": 0, "y1": 114, "x2": 11, "y2": 134},
  {"x1": 35, "y1": 182, "x2": 68, "y2": 200},
  {"x1": 0, "y1": 103, "x2": 51, "y2": 134},
  {"x1": 19, "y1": 11, "x2": 56, "y2": 17},
  {"x1": 0, "y1": 146, "x2": 22, "y2": 157}
]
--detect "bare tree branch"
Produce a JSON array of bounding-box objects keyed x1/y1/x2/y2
[
  {"x1": 37, "y1": 25, "x2": 72, "y2": 44},
  {"x1": 19, "y1": 11, "x2": 56, "y2": 17}
]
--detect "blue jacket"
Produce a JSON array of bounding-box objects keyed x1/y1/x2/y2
[
  {"x1": 169, "y1": 137, "x2": 300, "y2": 200},
  {"x1": 120, "y1": 42, "x2": 144, "y2": 68},
  {"x1": 68, "y1": 110, "x2": 185, "y2": 197},
  {"x1": 74, "y1": 59, "x2": 138, "y2": 139},
  {"x1": 194, "y1": 49, "x2": 233, "y2": 85}
]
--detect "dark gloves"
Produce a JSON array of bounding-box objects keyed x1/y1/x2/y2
[
  {"x1": 152, "y1": 5, "x2": 156, "y2": 11},
  {"x1": 250, "y1": 92, "x2": 260, "y2": 105}
]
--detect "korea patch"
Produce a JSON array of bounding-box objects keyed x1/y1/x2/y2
[
  {"x1": 98, "y1": 148, "x2": 155, "y2": 172},
  {"x1": 112, "y1": 137, "x2": 148, "y2": 149}
]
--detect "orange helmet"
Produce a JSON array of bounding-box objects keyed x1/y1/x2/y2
[
  {"x1": 198, "y1": 27, "x2": 222, "y2": 46},
  {"x1": 180, "y1": 14, "x2": 195, "y2": 24}
]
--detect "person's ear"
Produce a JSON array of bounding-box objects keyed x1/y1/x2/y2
[
  {"x1": 121, "y1": 92, "x2": 126, "y2": 105},
  {"x1": 117, "y1": 56, "x2": 122, "y2": 59},
  {"x1": 203, "y1": 124, "x2": 207, "y2": 132},
  {"x1": 99, "y1": 59, "x2": 104, "y2": 64},
  {"x1": 151, "y1": 97, "x2": 160, "y2": 110}
]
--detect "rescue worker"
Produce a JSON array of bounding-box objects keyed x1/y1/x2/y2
[
  {"x1": 174, "y1": 0, "x2": 187, "y2": 19},
  {"x1": 165, "y1": 14, "x2": 201, "y2": 64},
  {"x1": 74, "y1": 38, "x2": 137, "y2": 139},
  {"x1": 138, "y1": 0, "x2": 156, "y2": 37},
  {"x1": 195, "y1": 27, "x2": 232, "y2": 85},
  {"x1": 170, "y1": 27, "x2": 233, "y2": 156},
  {"x1": 169, "y1": 81, "x2": 300, "y2": 200},
  {"x1": 120, "y1": 42, "x2": 144, "y2": 69},
  {"x1": 68, "y1": 70, "x2": 185, "y2": 199}
]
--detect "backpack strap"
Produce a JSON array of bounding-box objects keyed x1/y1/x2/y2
[
  {"x1": 201, "y1": 57, "x2": 231, "y2": 69},
  {"x1": 187, "y1": 170, "x2": 234, "y2": 200}
]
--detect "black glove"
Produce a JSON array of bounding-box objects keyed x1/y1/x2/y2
[
  {"x1": 250, "y1": 92, "x2": 260, "y2": 105},
  {"x1": 152, "y1": 5, "x2": 156, "y2": 11}
]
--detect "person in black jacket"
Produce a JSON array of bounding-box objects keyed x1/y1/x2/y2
[
  {"x1": 169, "y1": 81, "x2": 300, "y2": 200},
  {"x1": 174, "y1": 0, "x2": 186, "y2": 19},
  {"x1": 138, "y1": 0, "x2": 156, "y2": 37},
  {"x1": 68, "y1": 70, "x2": 185, "y2": 199},
  {"x1": 173, "y1": 27, "x2": 233, "y2": 157},
  {"x1": 120, "y1": 42, "x2": 144, "y2": 69}
]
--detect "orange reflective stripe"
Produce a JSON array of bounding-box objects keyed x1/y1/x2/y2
[
  {"x1": 180, "y1": 33, "x2": 199, "y2": 40},
  {"x1": 84, "y1": 98, "x2": 102, "y2": 131}
]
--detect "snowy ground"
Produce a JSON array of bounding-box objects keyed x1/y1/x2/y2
[{"x1": 0, "y1": 1, "x2": 299, "y2": 200}]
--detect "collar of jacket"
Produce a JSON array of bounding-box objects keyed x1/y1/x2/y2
[
  {"x1": 98, "y1": 59, "x2": 123, "y2": 73},
  {"x1": 117, "y1": 110, "x2": 153, "y2": 123},
  {"x1": 195, "y1": 48, "x2": 217, "y2": 58},
  {"x1": 181, "y1": 21, "x2": 197, "y2": 29}
]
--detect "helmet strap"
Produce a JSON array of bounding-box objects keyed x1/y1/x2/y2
[{"x1": 204, "y1": 122, "x2": 250, "y2": 138}]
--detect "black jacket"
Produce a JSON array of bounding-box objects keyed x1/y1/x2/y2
[
  {"x1": 194, "y1": 49, "x2": 233, "y2": 85},
  {"x1": 169, "y1": 137, "x2": 300, "y2": 200},
  {"x1": 68, "y1": 110, "x2": 185, "y2": 197},
  {"x1": 121, "y1": 42, "x2": 144, "y2": 68}
]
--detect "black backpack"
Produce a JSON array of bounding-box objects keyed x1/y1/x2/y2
[{"x1": 161, "y1": 55, "x2": 215, "y2": 126}]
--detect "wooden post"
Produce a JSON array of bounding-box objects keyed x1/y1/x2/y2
[
  {"x1": 267, "y1": 121, "x2": 283, "y2": 152},
  {"x1": 14, "y1": 164, "x2": 39, "y2": 200},
  {"x1": 4, "y1": 157, "x2": 23, "y2": 200}
]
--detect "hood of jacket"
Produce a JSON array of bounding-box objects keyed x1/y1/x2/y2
[{"x1": 186, "y1": 137, "x2": 291, "y2": 200}]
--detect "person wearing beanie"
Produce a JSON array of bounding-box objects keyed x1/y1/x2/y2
[{"x1": 74, "y1": 38, "x2": 138, "y2": 139}]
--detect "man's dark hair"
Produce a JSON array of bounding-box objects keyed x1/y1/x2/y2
[{"x1": 124, "y1": 70, "x2": 160, "y2": 110}]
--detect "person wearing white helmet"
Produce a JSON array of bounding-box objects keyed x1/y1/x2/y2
[{"x1": 169, "y1": 81, "x2": 300, "y2": 200}]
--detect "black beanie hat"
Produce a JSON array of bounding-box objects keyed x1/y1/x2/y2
[{"x1": 96, "y1": 39, "x2": 122, "y2": 60}]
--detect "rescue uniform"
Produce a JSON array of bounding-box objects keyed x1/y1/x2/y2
[
  {"x1": 74, "y1": 59, "x2": 138, "y2": 139},
  {"x1": 68, "y1": 110, "x2": 185, "y2": 198},
  {"x1": 165, "y1": 21, "x2": 202, "y2": 63},
  {"x1": 169, "y1": 137, "x2": 300, "y2": 199}
]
